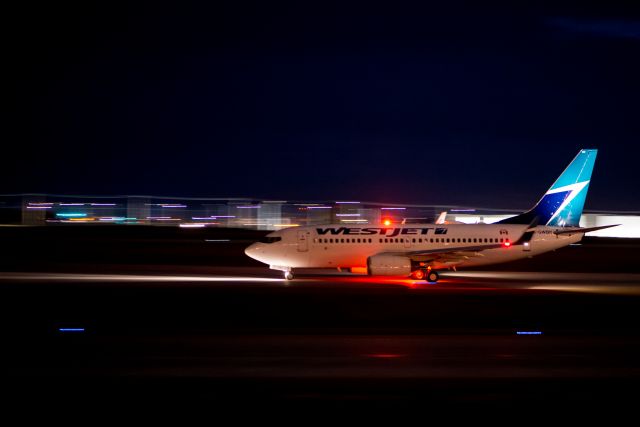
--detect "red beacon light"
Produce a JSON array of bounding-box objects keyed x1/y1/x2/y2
[{"x1": 383, "y1": 219, "x2": 392, "y2": 226}]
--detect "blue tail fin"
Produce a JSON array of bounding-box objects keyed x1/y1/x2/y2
[{"x1": 498, "y1": 149, "x2": 597, "y2": 227}]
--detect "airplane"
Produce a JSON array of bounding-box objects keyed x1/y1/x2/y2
[{"x1": 245, "y1": 149, "x2": 617, "y2": 282}]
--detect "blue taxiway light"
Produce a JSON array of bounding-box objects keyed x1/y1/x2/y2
[
  {"x1": 516, "y1": 331, "x2": 543, "y2": 335},
  {"x1": 59, "y1": 328, "x2": 85, "y2": 332}
]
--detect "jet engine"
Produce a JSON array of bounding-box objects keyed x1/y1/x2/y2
[{"x1": 366, "y1": 254, "x2": 411, "y2": 276}]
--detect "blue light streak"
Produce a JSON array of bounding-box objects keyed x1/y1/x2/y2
[
  {"x1": 59, "y1": 328, "x2": 85, "y2": 333},
  {"x1": 516, "y1": 331, "x2": 543, "y2": 335},
  {"x1": 56, "y1": 213, "x2": 87, "y2": 218}
]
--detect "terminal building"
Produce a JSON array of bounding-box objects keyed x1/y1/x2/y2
[{"x1": 1, "y1": 194, "x2": 638, "y2": 238}]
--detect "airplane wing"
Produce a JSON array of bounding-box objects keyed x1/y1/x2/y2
[
  {"x1": 553, "y1": 224, "x2": 620, "y2": 235},
  {"x1": 381, "y1": 243, "x2": 505, "y2": 265},
  {"x1": 378, "y1": 219, "x2": 539, "y2": 266}
]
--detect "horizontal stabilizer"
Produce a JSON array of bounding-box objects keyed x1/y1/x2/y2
[{"x1": 553, "y1": 224, "x2": 620, "y2": 235}]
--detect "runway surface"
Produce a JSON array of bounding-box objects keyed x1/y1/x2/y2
[
  {"x1": 2, "y1": 266, "x2": 640, "y2": 412},
  {"x1": 3, "y1": 268, "x2": 640, "y2": 294}
]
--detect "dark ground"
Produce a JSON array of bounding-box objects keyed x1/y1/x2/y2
[{"x1": 1, "y1": 225, "x2": 640, "y2": 417}]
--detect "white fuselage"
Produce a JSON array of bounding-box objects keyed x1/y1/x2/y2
[{"x1": 244, "y1": 223, "x2": 583, "y2": 272}]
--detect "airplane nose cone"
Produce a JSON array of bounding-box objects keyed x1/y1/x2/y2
[
  {"x1": 244, "y1": 243, "x2": 263, "y2": 261},
  {"x1": 244, "y1": 243, "x2": 256, "y2": 258}
]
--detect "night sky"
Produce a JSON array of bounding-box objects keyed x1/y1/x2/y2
[{"x1": 5, "y1": 1, "x2": 640, "y2": 210}]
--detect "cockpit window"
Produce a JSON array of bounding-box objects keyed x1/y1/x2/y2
[{"x1": 259, "y1": 236, "x2": 282, "y2": 244}]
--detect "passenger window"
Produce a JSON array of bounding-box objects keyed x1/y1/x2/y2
[
  {"x1": 430, "y1": 238, "x2": 434, "y2": 243},
  {"x1": 395, "y1": 238, "x2": 399, "y2": 243},
  {"x1": 368, "y1": 239, "x2": 372, "y2": 243},
  {"x1": 500, "y1": 238, "x2": 503, "y2": 243}
]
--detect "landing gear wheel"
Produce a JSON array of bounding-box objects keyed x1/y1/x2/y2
[
  {"x1": 411, "y1": 269, "x2": 426, "y2": 280},
  {"x1": 284, "y1": 271, "x2": 294, "y2": 280},
  {"x1": 427, "y1": 271, "x2": 439, "y2": 283}
]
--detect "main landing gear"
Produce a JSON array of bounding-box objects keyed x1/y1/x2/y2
[
  {"x1": 411, "y1": 269, "x2": 439, "y2": 283},
  {"x1": 284, "y1": 271, "x2": 294, "y2": 280}
]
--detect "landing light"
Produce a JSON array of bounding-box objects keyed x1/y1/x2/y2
[{"x1": 503, "y1": 241, "x2": 511, "y2": 248}]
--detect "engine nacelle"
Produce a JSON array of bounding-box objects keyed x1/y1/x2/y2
[{"x1": 367, "y1": 254, "x2": 411, "y2": 276}]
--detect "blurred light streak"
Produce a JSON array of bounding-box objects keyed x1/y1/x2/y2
[
  {"x1": 26, "y1": 206, "x2": 52, "y2": 209},
  {"x1": 380, "y1": 207, "x2": 406, "y2": 210},
  {"x1": 365, "y1": 354, "x2": 405, "y2": 359},
  {"x1": 530, "y1": 285, "x2": 640, "y2": 295},
  {"x1": 237, "y1": 205, "x2": 261, "y2": 209},
  {"x1": 336, "y1": 214, "x2": 361, "y2": 217},
  {"x1": 91, "y1": 203, "x2": 116, "y2": 206},
  {"x1": 0, "y1": 273, "x2": 282, "y2": 283},
  {"x1": 205, "y1": 239, "x2": 230, "y2": 242},
  {"x1": 273, "y1": 224, "x2": 300, "y2": 227},
  {"x1": 59, "y1": 328, "x2": 85, "y2": 333},
  {"x1": 59, "y1": 203, "x2": 84, "y2": 206},
  {"x1": 56, "y1": 213, "x2": 87, "y2": 217},
  {"x1": 517, "y1": 331, "x2": 543, "y2": 335},
  {"x1": 307, "y1": 206, "x2": 331, "y2": 209},
  {"x1": 340, "y1": 219, "x2": 368, "y2": 223},
  {"x1": 335, "y1": 201, "x2": 360, "y2": 204},
  {"x1": 160, "y1": 204, "x2": 187, "y2": 208},
  {"x1": 179, "y1": 223, "x2": 206, "y2": 228}
]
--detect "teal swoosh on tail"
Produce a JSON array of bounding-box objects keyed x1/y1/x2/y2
[{"x1": 498, "y1": 149, "x2": 597, "y2": 227}]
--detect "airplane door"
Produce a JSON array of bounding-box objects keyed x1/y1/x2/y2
[{"x1": 297, "y1": 231, "x2": 309, "y2": 252}]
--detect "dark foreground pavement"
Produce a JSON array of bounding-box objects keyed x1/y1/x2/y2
[{"x1": 1, "y1": 226, "x2": 640, "y2": 416}]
